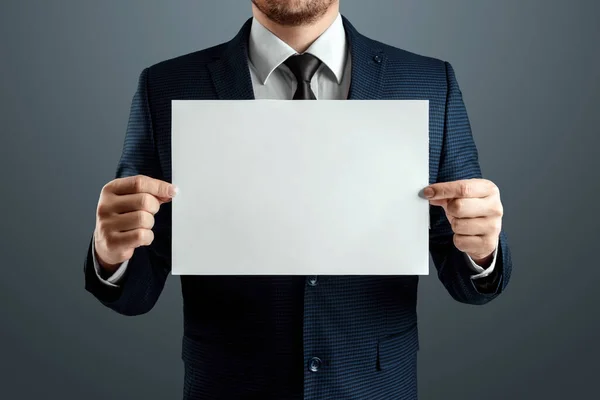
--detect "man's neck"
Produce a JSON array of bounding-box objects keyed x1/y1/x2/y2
[{"x1": 251, "y1": 3, "x2": 340, "y2": 53}]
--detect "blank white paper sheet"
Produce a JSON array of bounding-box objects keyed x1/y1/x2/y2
[{"x1": 171, "y1": 100, "x2": 429, "y2": 275}]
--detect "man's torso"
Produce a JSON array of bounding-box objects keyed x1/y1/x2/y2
[{"x1": 137, "y1": 16, "x2": 450, "y2": 399}]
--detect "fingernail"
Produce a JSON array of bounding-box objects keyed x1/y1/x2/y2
[
  {"x1": 423, "y1": 187, "x2": 434, "y2": 198},
  {"x1": 169, "y1": 185, "x2": 179, "y2": 197}
]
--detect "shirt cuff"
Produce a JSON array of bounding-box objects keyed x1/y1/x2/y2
[
  {"x1": 91, "y1": 238, "x2": 129, "y2": 287},
  {"x1": 464, "y1": 241, "x2": 499, "y2": 280}
]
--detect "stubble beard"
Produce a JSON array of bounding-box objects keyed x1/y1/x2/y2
[{"x1": 251, "y1": 0, "x2": 336, "y2": 26}]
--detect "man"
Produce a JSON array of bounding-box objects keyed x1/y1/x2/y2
[{"x1": 84, "y1": 1, "x2": 512, "y2": 399}]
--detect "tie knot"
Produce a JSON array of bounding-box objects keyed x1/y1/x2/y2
[{"x1": 284, "y1": 53, "x2": 322, "y2": 83}]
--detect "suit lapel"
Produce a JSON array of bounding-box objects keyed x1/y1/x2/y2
[
  {"x1": 207, "y1": 18, "x2": 255, "y2": 100},
  {"x1": 342, "y1": 16, "x2": 387, "y2": 100},
  {"x1": 209, "y1": 16, "x2": 388, "y2": 101}
]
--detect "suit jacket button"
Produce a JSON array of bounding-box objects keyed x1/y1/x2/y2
[{"x1": 308, "y1": 357, "x2": 322, "y2": 372}]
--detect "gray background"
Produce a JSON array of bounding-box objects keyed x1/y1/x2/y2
[{"x1": 1, "y1": 0, "x2": 598, "y2": 399}]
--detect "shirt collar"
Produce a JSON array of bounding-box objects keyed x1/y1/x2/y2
[{"x1": 248, "y1": 13, "x2": 348, "y2": 85}]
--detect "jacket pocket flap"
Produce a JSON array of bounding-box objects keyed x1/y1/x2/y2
[{"x1": 377, "y1": 323, "x2": 419, "y2": 371}]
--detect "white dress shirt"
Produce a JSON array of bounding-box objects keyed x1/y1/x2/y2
[{"x1": 92, "y1": 13, "x2": 497, "y2": 286}]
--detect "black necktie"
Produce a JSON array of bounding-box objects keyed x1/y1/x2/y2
[{"x1": 284, "y1": 53, "x2": 322, "y2": 100}]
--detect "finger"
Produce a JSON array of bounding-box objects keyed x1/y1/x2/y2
[
  {"x1": 109, "y1": 175, "x2": 178, "y2": 198},
  {"x1": 445, "y1": 197, "x2": 499, "y2": 218},
  {"x1": 453, "y1": 234, "x2": 497, "y2": 256},
  {"x1": 428, "y1": 199, "x2": 447, "y2": 207},
  {"x1": 424, "y1": 179, "x2": 495, "y2": 200},
  {"x1": 112, "y1": 193, "x2": 163, "y2": 214},
  {"x1": 450, "y1": 216, "x2": 501, "y2": 236},
  {"x1": 113, "y1": 210, "x2": 155, "y2": 232},
  {"x1": 117, "y1": 228, "x2": 155, "y2": 249}
]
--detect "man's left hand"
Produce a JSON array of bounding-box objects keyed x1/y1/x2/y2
[{"x1": 424, "y1": 179, "x2": 503, "y2": 265}]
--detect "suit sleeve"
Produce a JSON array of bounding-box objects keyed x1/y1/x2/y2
[
  {"x1": 428, "y1": 62, "x2": 512, "y2": 305},
  {"x1": 84, "y1": 68, "x2": 171, "y2": 316}
]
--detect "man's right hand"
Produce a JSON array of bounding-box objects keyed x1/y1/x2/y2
[{"x1": 93, "y1": 175, "x2": 178, "y2": 273}]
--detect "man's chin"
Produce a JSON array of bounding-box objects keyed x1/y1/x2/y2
[{"x1": 252, "y1": 0, "x2": 334, "y2": 27}]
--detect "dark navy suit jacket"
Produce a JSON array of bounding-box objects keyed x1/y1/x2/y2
[{"x1": 84, "y1": 16, "x2": 512, "y2": 400}]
